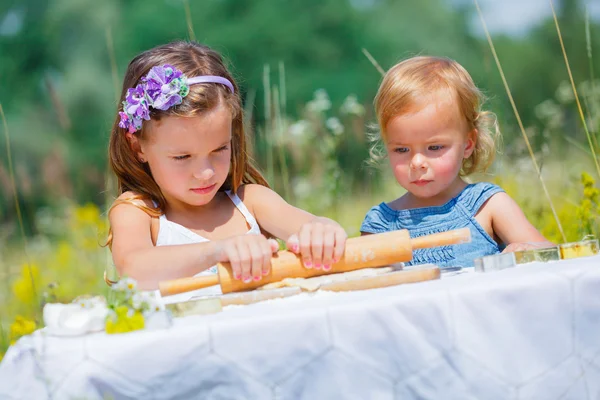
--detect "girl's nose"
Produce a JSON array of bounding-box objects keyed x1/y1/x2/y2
[
  {"x1": 410, "y1": 153, "x2": 428, "y2": 170},
  {"x1": 193, "y1": 163, "x2": 215, "y2": 181}
]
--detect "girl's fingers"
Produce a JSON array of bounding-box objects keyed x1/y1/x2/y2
[
  {"x1": 262, "y1": 237, "x2": 276, "y2": 276},
  {"x1": 286, "y1": 234, "x2": 300, "y2": 254},
  {"x1": 321, "y1": 228, "x2": 336, "y2": 271},
  {"x1": 258, "y1": 238, "x2": 279, "y2": 276},
  {"x1": 267, "y1": 238, "x2": 280, "y2": 254},
  {"x1": 221, "y1": 241, "x2": 244, "y2": 281},
  {"x1": 236, "y1": 240, "x2": 252, "y2": 283},
  {"x1": 260, "y1": 240, "x2": 273, "y2": 277},
  {"x1": 260, "y1": 239, "x2": 274, "y2": 276},
  {"x1": 333, "y1": 228, "x2": 347, "y2": 265},
  {"x1": 219, "y1": 236, "x2": 281, "y2": 281},
  {"x1": 247, "y1": 238, "x2": 264, "y2": 282},
  {"x1": 298, "y1": 225, "x2": 313, "y2": 268},
  {"x1": 309, "y1": 223, "x2": 324, "y2": 269},
  {"x1": 227, "y1": 247, "x2": 243, "y2": 281}
]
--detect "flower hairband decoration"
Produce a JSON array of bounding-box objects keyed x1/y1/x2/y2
[{"x1": 118, "y1": 64, "x2": 235, "y2": 134}]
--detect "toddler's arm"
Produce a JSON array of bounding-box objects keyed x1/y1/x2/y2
[{"x1": 486, "y1": 192, "x2": 554, "y2": 252}]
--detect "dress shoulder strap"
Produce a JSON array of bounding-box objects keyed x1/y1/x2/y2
[
  {"x1": 225, "y1": 190, "x2": 261, "y2": 234},
  {"x1": 457, "y1": 182, "x2": 505, "y2": 217}
]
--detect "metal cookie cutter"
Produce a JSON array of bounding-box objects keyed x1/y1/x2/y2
[{"x1": 474, "y1": 246, "x2": 561, "y2": 272}]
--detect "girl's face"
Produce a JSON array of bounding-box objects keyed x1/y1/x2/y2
[
  {"x1": 385, "y1": 91, "x2": 475, "y2": 202},
  {"x1": 132, "y1": 102, "x2": 233, "y2": 209}
]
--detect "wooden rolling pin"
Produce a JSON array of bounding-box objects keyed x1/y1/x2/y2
[
  {"x1": 318, "y1": 266, "x2": 441, "y2": 292},
  {"x1": 159, "y1": 227, "x2": 470, "y2": 296}
]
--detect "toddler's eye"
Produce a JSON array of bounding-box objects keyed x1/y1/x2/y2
[
  {"x1": 214, "y1": 145, "x2": 229, "y2": 152},
  {"x1": 394, "y1": 147, "x2": 409, "y2": 153},
  {"x1": 429, "y1": 145, "x2": 444, "y2": 151},
  {"x1": 173, "y1": 155, "x2": 190, "y2": 161}
]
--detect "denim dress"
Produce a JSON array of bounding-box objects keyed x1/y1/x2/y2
[{"x1": 360, "y1": 183, "x2": 504, "y2": 268}]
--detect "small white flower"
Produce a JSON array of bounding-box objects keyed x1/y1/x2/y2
[
  {"x1": 534, "y1": 100, "x2": 563, "y2": 128},
  {"x1": 314, "y1": 88, "x2": 329, "y2": 102},
  {"x1": 122, "y1": 278, "x2": 137, "y2": 292},
  {"x1": 135, "y1": 291, "x2": 164, "y2": 313},
  {"x1": 131, "y1": 292, "x2": 143, "y2": 310},
  {"x1": 326, "y1": 117, "x2": 344, "y2": 136},
  {"x1": 306, "y1": 89, "x2": 331, "y2": 113},
  {"x1": 74, "y1": 295, "x2": 105, "y2": 309},
  {"x1": 555, "y1": 81, "x2": 574, "y2": 104},
  {"x1": 289, "y1": 120, "x2": 310, "y2": 137},
  {"x1": 541, "y1": 143, "x2": 551, "y2": 156},
  {"x1": 78, "y1": 298, "x2": 91, "y2": 309},
  {"x1": 146, "y1": 293, "x2": 164, "y2": 312},
  {"x1": 579, "y1": 79, "x2": 600, "y2": 98},
  {"x1": 112, "y1": 277, "x2": 137, "y2": 295},
  {"x1": 340, "y1": 95, "x2": 365, "y2": 116},
  {"x1": 112, "y1": 280, "x2": 125, "y2": 291}
]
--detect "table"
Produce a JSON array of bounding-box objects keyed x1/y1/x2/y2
[{"x1": 1, "y1": 256, "x2": 599, "y2": 399}]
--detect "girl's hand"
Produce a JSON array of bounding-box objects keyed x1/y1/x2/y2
[
  {"x1": 286, "y1": 217, "x2": 347, "y2": 271},
  {"x1": 215, "y1": 235, "x2": 279, "y2": 283},
  {"x1": 502, "y1": 241, "x2": 554, "y2": 253}
]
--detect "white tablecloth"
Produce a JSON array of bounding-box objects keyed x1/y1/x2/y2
[{"x1": 1, "y1": 256, "x2": 600, "y2": 400}]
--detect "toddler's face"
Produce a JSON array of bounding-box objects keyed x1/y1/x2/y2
[
  {"x1": 384, "y1": 91, "x2": 475, "y2": 202},
  {"x1": 138, "y1": 103, "x2": 233, "y2": 209}
]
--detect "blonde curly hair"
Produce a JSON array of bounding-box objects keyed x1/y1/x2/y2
[{"x1": 372, "y1": 56, "x2": 499, "y2": 175}]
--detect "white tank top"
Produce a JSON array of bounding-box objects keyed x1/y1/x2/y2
[{"x1": 157, "y1": 190, "x2": 261, "y2": 304}]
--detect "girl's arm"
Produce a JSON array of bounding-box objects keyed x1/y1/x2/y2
[
  {"x1": 110, "y1": 201, "x2": 222, "y2": 289},
  {"x1": 110, "y1": 195, "x2": 278, "y2": 289},
  {"x1": 486, "y1": 192, "x2": 554, "y2": 252},
  {"x1": 241, "y1": 184, "x2": 347, "y2": 269}
]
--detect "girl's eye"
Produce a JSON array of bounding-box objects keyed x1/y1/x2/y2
[
  {"x1": 429, "y1": 145, "x2": 444, "y2": 151},
  {"x1": 394, "y1": 147, "x2": 409, "y2": 153},
  {"x1": 214, "y1": 145, "x2": 229, "y2": 153},
  {"x1": 173, "y1": 155, "x2": 190, "y2": 161}
]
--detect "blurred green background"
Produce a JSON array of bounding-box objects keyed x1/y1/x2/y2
[{"x1": 1, "y1": 0, "x2": 600, "y2": 356}]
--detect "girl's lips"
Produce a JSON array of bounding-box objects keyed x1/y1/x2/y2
[
  {"x1": 412, "y1": 180, "x2": 432, "y2": 186},
  {"x1": 190, "y1": 183, "x2": 216, "y2": 194}
]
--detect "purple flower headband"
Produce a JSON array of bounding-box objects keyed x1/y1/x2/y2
[{"x1": 118, "y1": 64, "x2": 235, "y2": 134}]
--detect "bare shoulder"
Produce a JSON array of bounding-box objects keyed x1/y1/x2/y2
[
  {"x1": 115, "y1": 191, "x2": 154, "y2": 207},
  {"x1": 109, "y1": 192, "x2": 158, "y2": 268},
  {"x1": 237, "y1": 184, "x2": 282, "y2": 207},
  {"x1": 109, "y1": 191, "x2": 156, "y2": 247},
  {"x1": 481, "y1": 191, "x2": 518, "y2": 214},
  {"x1": 109, "y1": 191, "x2": 155, "y2": 223},
  {"x1": 484, "y1": 189, "x2": 548, "y2": 245},
  {"x1": 237, "y1": 183, "x2": 278, "y2": 198}
]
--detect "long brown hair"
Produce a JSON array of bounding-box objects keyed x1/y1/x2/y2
[
  {"x1": 106, "y1": 41, "x2": 268, "y2": 245},
  {"x1": 109, "y1": 40, "x2": 268, "y2": 205}
]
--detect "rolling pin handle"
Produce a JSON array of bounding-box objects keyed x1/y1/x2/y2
[{"x1": 159, "y1": 275, "x2": 220, "y2": 297}]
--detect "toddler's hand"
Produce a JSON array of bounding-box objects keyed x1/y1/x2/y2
[
  {"x1": 215, "y1": 235, "x2": 279, "y2": 283},
  {"x1": 286, "y1": 217, "x2": 347, "y2": 271},
  {"x1": 502, "y1": 241, "x2": 554, "y2": 253}
]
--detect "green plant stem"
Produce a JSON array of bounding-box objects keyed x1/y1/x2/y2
[{"x1": 474, "y1": 0, "x2": 567, "y2": 242}]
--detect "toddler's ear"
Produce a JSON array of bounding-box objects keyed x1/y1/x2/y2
[{"x1": 464, "y1": 129, "x2": 477, "y2": 158}]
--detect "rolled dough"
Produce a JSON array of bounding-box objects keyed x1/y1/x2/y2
[{"x1": 259, "y1": 266, "x2": 396, "y2": 292}]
